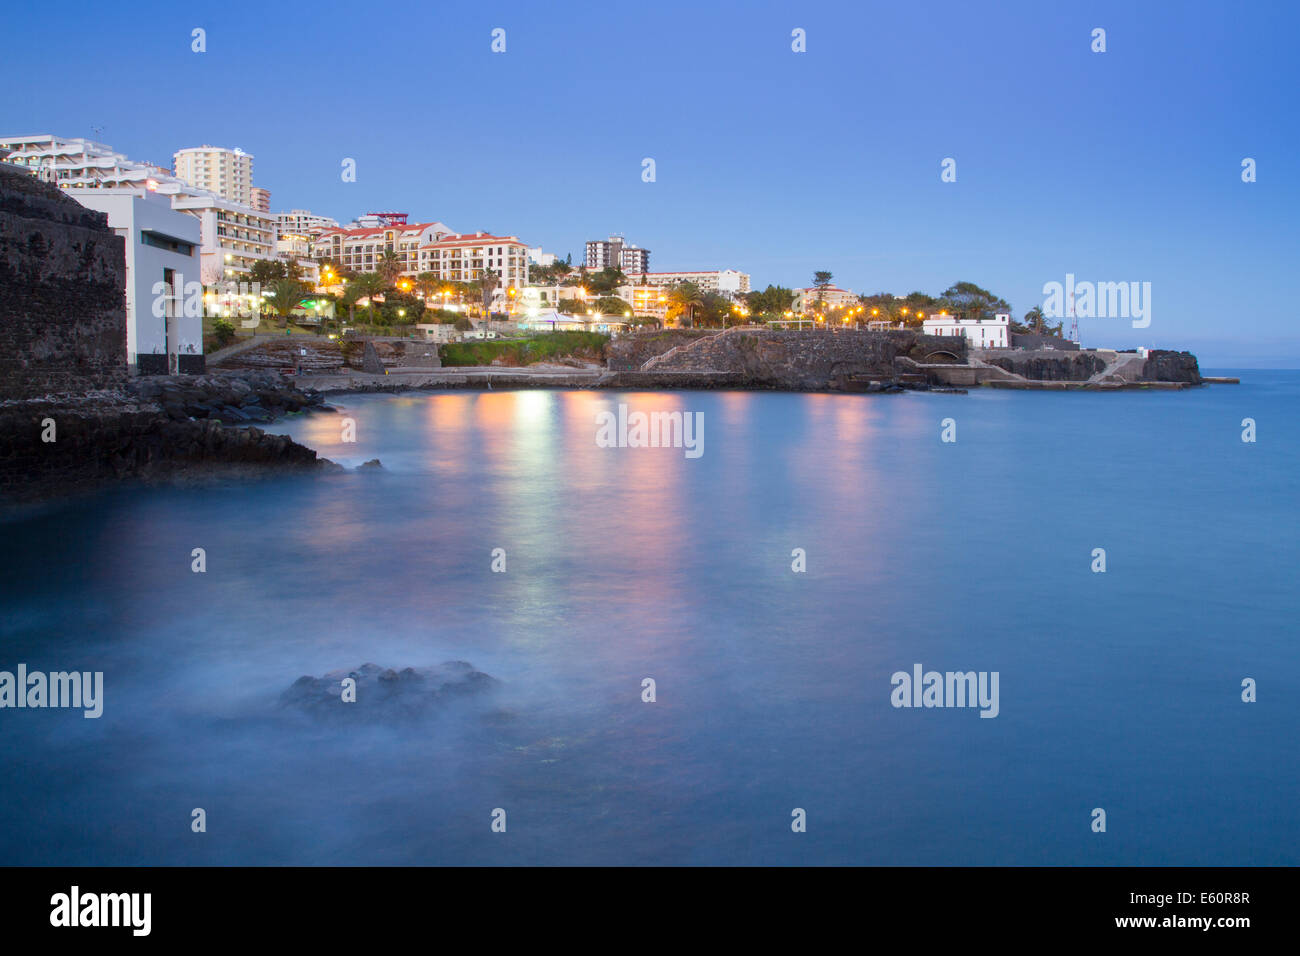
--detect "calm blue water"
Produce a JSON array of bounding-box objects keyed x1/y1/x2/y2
[{"x1": 1, "y1": 372, "x2": 1296, "y2": 865}]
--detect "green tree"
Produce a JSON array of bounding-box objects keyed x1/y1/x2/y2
[
  {"x1": 744, "y1": 284, "x2": 796, "y2": 318},
  {"x1": 587, "y1": 267, "x2": 627, "y2": 295},
  {"x1": 377, "y1": 250, "x2": 404, "y2": 285},
  {"x1": 267, "y1": 277, "x2": 308, "y2": 328},
  {"x1": 666, "y1": 281, "x2": 704, "y2": 327},
  {"x1": 937, "y1": 281, "x2": 1011, "y2": 322},
  {"x1": 249, "y1": 259, "x2": 287, "y2": 286},
  {"x1": 592, "y1": 296, "x2": 632, "y2": 317},
  {"x1": 812, "y1": 270, "x2": 834, "y2": 318}
]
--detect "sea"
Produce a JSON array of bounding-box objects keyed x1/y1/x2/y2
[{"x1": 1, "y1": 371, "x2": 1295, "y2": 865}]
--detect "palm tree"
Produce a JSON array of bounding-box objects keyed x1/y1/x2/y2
[
  {"x1": 477, "y1": 269, "x2": 499, "y2": 322},
  {"x1": 377, "y1": 250, "x2": 403, "y2": 285},
  {"x1": 340, "y1": 281, "x2": 364, "y2": 326},
  {"x1": 352, "y1": 272, "x2": 387, "y2": 325},
  {"x1": 416, "y1": 272, "x2": 439, "y2": 303},
  {"x1": 667, "y1": 282, "x2": 703, "y2": 328},
  {"x1": 267, "y1": 277, "x2": 307, "y2": 329}
]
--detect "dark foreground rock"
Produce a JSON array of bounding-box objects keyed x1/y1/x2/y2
[
  {"x1": 129, "y1": 368, "x2": 327, "y2": 422},
  {"x1": 0, "y1": 400, "x2": 337, "y2": 504},
  {"x1": 280, "y1": 662, "x2": 497, "y2": 721}
]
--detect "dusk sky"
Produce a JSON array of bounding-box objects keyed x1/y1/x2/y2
[{"x1": 2, "y1": 0, "x2": 1296, "y2": 364}]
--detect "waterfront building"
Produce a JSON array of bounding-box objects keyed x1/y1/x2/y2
[
  {"x1": 275, "y1": 209, "x2": 339, "y2": 240},
  {"x1": 922, "y1": 312, "x2": 1011, "y2": 349},
  {"x1": 250, "y1": 186, "x2": 271, "y2": 213},
  {"x1": 2, "y1": 133, "x2": 277, "y2": 282},
  {"x1": 528, "y1": 247, "x2": 557, "y2": 267},
  {"x1": 417, "y1": 232, "x2": 530, "y2": 292},
  {"x1": 173, "y1": 145, "x2": 256, "y2": 207},
  {"x1": 73, "y1": 189, "x2": 204, "y2": 374},
  {"x1": 312, "y1": 221, "x2": 454, "y2": 276},
  {"x1": 168, "y1": 192, "x2": 277, "y2": 283}
]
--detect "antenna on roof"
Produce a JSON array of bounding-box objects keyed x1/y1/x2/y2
[{"x1": 90, "y1": 126, "x2": 104, "y2": 141}]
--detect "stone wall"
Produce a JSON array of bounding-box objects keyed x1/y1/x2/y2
[
  {"x1": 631, "y1": 328, "x2": 967, "y2": 388},
  {"x1": 0, "y1": 165, "x2": 127, "y2": 399},
  {"x1": 1010, "y1": 333, "x2": 1079, "y2": 351},
  {"x1": 606, "y1": 329, "x2": 717, "y2": 371}
]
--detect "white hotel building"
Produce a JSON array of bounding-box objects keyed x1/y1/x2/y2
[
  {"x1": 311, "y1": 221, "x2": 454, "y2": 276},
  {"x1": 922, "y1": 312, "x2": 1011, "y2": 349},
  {"x1": 417, "y1": 233, "x2": 531, "y2": 292},
  {"x1": 623, "y1": 269, "x2": 750, "y2": 299},
  {"x1": 0, "y1": 134, "x2": 278, "y2": 283}
]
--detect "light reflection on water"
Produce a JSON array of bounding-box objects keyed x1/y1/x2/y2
[{"x1": 0, "y1": 379, "x2": 1297, "y2": 865}]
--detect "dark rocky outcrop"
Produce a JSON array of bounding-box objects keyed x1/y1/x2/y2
[
  {"x1": 279, "y1": 662, "x2": 496, "y2": 722},
  {"x1": 986, "y1": 350, "x2": 1108, "y2": 382},
  {"x1": 129, "y1": 369, "x2": 328, "y2": 422},
  {"x1": 607, "y1": 328, "x2": 967, "y2": 390},
  {"x1": 1142, "y1": 350, "x2": 1201, "y2": 384},
  {"x1": 0, "y1": 401, "x2": 337, "y2": 503}
]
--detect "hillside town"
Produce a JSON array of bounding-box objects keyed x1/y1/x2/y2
[{"x1": 1, "y1": 132, "x2": 1082, "y2": 377}]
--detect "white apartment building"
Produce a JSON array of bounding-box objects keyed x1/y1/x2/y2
[
  {"x1": 313, "y1": 221, "x2": 454, "y2": 276},
  {"x1": 793, "y1": 285, "x2": 858, "y2": 312},
  {"x1": 624, "y1": 269, "x2": 750, "y2": 299},
  {"x1": 74, "y1": 189, "x2": 204, "y2": 374},
  {"x1": 276, "y1": 209, "x2": 339, "y2": 240},
  {"x1": 173, "y1": 146, "x2": 256, "y2": 206},
  {"x1": 528, "y1": 247, "x2": 557, "y2": 267},
  {"x1": 1, "y1": 133, "x2": 277, "y2": 282},
  {"x1": 418, "y1": 233, "x2": 530, "y2": 291},
  {"x1": 1, "y1": 134, "x2": 176, "y2": 189},
  {"x1": 922, "y1": 312, "x2": 1010, "y2": 349},
  {"x1": 250, "y1": 186, "x2": 271, "y2": 213},
  {"x1": 169, "y1": 193, "x2": 276, "y2": 283}
]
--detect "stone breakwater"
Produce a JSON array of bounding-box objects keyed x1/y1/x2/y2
[{"x1": 0, "y1": 370, "x2": 337, "y2": 505}]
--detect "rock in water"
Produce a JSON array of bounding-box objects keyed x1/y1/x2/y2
[
  {"x1": 361, "y1": 342, "x2": 385, "y2": 375},
  {"x1": 280, "y1": 662, "x2": 495, "y2": 721}
]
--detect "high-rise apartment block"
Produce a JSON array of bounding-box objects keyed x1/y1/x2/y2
[{"x1": 172, "y1": 145, "x2": 256, "y2": 206}]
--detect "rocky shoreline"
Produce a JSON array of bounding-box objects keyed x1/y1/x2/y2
[{"x1": 0, "y1": 369, "x2": 339, "y2": 506}]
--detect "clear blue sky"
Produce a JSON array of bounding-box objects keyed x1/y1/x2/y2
[{"x1": 2, "y1": 0, "x2": 1296, "y2": 365}]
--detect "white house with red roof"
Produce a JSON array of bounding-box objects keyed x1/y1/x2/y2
[{"x1": 418, "y1": 232, "x2": 530, "y2": 295}]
